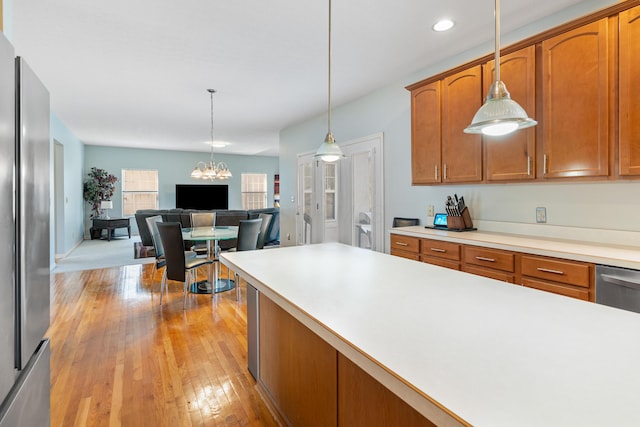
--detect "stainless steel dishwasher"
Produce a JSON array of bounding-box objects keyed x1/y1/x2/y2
[{"x1": 596, "y1": 265, "x2": 640, "y2": 314}]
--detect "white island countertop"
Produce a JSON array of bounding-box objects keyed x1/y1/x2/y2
[
  {"x1": 390, "y1": 226, "x2": 640, "y2": 270},
  {"x1": 221, "y1": 243, "x2": 640, "y2": 427}
]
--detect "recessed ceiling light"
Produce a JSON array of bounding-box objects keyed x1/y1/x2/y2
[
  {"x1": 433, "y1": 19, "x2": 455, "y2": 32},
  {"x1": 204, "y1": 141, "x2": 229, "y2": 148}
]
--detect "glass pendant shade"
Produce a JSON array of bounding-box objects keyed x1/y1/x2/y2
[
  {"x1": 465, "y1": 81, "x2": 537, "y2": 136},
  {"x1": 316, "y1": 132, "x2": 343, "y2": 162}
]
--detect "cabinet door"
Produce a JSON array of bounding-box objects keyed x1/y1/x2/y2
[
  {"x1": 619, "y1": 6, "x2": 640, "y2": 176},
  {"x1": 411, "y1": 81, "x2": 442, "y2": 184},
  {"x1": 483, "y1": 46, "x2": 536, "y2": 181},
  {"x1": 442, "y1": 66, "x2": 483, "y2": 183},
  {"x1": 541, "y1": 19, "x2": 609, "y2": 178}
]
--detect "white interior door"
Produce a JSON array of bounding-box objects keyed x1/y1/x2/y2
[
  {"x1": 338, "y1": 133, "x2": 384, "y2": 251},
  {"x1": 297, "y1": 133, "x2": 382, "y2": 248}
]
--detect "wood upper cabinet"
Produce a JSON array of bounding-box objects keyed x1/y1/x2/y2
[
  {"x1": 619, "y1": 5, "x2": 640, "y2": 176},
  {"x1": 483, "y1": 46, "x2": 537, "y2": 181},
  {"x1": 541, "y1": 18, "x2": 610, "y2": 178},
  {"x1": 442, "y1": 66, "x2": 483, "y2": 183},
  {"x1": 411, "y1": 81, "x2": 441, "y2": 184}
]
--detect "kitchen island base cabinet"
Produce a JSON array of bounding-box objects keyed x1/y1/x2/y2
[
  {"x1": 258, "y1": 293, "x2": 438, "y2": 427},
  {"x1": 338, "y1": 353, "x2": 436, "y2": 427},
  {"x1": 258, "y1": 294, "x2": 337, "y2": 427}
]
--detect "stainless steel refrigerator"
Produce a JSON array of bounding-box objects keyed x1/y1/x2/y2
[{"x1": 0, "y1": 32, "x2": 51, "y2": 426}]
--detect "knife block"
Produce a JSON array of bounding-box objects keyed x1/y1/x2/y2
[
  {"x1": 446, "y1": 215, "x2": 465, "y2": 230},
  {"x1": 446, "y1": 207, "x2": 473, "y2": 230},
  {"x1": 461, "y1": 207, "x2": 473, "y2": 229}
]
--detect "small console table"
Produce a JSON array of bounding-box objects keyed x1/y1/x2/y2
[{"x1": 91, "y1": 218, "x2": 131, "y2": 241}]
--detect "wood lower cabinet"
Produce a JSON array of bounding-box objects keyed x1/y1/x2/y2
[
  {"x1": 483, "y1": 46, "x2": 536, "y2": 181},
  {"x1": 619, "y1": 5, "x2": 640, "y2": 176},
  {"x1": 462, "y1": 246, "x2": 515, "y2": 283},
  {"x1": 390, "y1": 233, "x2": 420, "y2": 260},
  {"x1": 541, "y1": 18, "x2": 610, "y2": 178},
  {"x1": 520, "y1": 254, "x2": 594, "y2": 301},
  {"x1": 442, "y1": 66, "x2": 483, "y2": 183},
  {"x1": 390, "y1": 234, "x2": 595, "y2": 301},
  {"x1": 421, "y1": 238, "x2": 461, "y2": 270},
  {"x1": 411, "y1": 81, "x2": 442, "y2": 184}
]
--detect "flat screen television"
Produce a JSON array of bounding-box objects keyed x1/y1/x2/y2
[{"x1": 175, "y1": 184, "x2": 229, "y2": 210}]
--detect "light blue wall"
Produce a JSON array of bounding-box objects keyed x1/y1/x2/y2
[
  {"x1": 83, "y1": 145, "x2": 279, "y2": 236},
  {"x1": 2, "y1": 0, "x2": 13, "y2": 41},
  {"x1": 279, "y1": 0, "x2": 639, "y2": 250},
  {"x1": 51, "y1": 114, "x2": 85, "y2": 260}
]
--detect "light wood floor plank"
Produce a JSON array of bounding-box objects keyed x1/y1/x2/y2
[{"x1": 50, "y1": 263, "x2": 278, "y2": 427}]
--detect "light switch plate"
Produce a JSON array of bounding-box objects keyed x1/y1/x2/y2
[{"x1": 536, "y1": 207, "x2": 547, "y2": 223}]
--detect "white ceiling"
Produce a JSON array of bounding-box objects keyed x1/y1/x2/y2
[{"x1": 11, "y1": 0, "x2": 586, "y2": 156}]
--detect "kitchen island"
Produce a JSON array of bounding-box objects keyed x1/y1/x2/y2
[{"x1": 220, "y1": 243, "x2": 640, "y2": 426}]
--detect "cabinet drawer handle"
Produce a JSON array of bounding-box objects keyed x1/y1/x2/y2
[
  {"x1": 395, "y1": 242, "x2": 408, "y2": 246},
  {"x1": 537, "y1": 267, "x2": 564, "y2": 275},
  {"x1": 430, "y1": 248, "x2": 446, "y2": 253},
  {"x1": 434, "y1": 165, "x2": 439, "y2": 181},
  {"x1": 476, "y1": 256, "x2": 495, "y2": 262}
]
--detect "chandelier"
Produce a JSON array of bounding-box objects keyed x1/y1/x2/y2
[{"x1": 190, "y1": 89, "x2": 232, "y2": 180}]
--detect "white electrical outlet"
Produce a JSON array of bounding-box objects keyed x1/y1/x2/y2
[
  {"x1": 427, "y1": 205, "x2": 435, "y2": 217},
  {"x1": 536, "y1": 207, "x2": 547, "y2": 223}
]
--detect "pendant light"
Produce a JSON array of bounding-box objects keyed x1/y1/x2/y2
[
  {"x1": 190, "y1": 89, "x2": 232, "y2": 180},
  {"x1": 315, "y1": 0, "x2": 345, "y2": 162},
  {"x1": 464, "y1": 0, "x2": 537, "y2": 136}
]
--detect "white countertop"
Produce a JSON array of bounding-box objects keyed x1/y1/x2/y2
[
  {"x1": 390, "y1": 226, "x2": 640, "y2": 270},
  {"x1": 221, "y1": 243, "x2": 640, "y2": 427}
]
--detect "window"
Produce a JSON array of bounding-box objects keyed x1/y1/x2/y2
[
  {"x1": 241, "y1": 173, "x2": 267, "y2": 210},
  {"x1": 122, "y1": 169, "x2": 158, "y2": 216},
  {"x1": 324, "y1": 163, "x2": 336, "y2": 221}
]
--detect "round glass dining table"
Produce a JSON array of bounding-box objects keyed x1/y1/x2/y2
[{"x1": 182, "y1": 226, "x2": 238, "y2": 293}]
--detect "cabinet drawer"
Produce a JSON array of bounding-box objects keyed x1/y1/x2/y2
[
  {"x1": 463, "y1": 264, "x2": 514, "y2": 283},
  {"x1": 521, "y1": 255, "x2": 591, "y2": 288},
  {"x1": 422, "y1": 257, "x2": 460, "y2": 271},
  {"x1": 463, "y1": 246, "x2": 514, "y2": 272},
  {"x1": 522, "y1": 278, "x2": 590, "y2": 301},
  {"x1": 420, "y1": 239, "x2": 460, "y2": 261},
  {"x1": 390, "y1": 234, "x2": 419, "y2": 253},
  {"x1": 390, "y1": 249, "x2": 420, "y2": 261}
]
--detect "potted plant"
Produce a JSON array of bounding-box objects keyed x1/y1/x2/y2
[{"x1": 83, "y1": 167, "x2": 118, "y2": 219}]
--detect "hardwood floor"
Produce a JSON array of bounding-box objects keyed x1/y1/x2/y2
[{"x1": 49, "y1": 263, "x2": 278, "y2": 427}]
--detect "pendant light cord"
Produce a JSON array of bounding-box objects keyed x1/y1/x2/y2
[
  {"x1": 327, "y1": 0, "x2": 332, "y2": 135},
  {"x1": 494, "y1": 0, "x2": 500, "y2": 83},
  {"x1": 209, "y1": 89, "x2": 215, "y2": 162}
]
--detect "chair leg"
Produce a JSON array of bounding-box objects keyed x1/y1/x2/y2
[
  {"x1": 183, "y1": 270, "x2": 192, "y2": 310},
  {"x1": 150, "y1": 263, "x2": 157, "y2": 287},
  {"x1": 160, "y1": 270, "x2": 167, "y2": 305}
]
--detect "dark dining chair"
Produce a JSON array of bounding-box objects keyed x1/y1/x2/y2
[
  {"x1": 145, "y1": 215, "x2": 166, "y2": 290},
  {"x1": 228, "y1": 218, "x2": 263, "y2": 300},
  {"x1": 157, "y1": 222, "x2": 213, "y2": 309},
  {"x1": 392, "y1": 217, "x2": 420, "y2": 227},
  {"x1": 256, "y1": 213, "x2": 273, "y2": 250},
  {"x1": 146, "y1": 215, "x2": 197, "y2": 292}
]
